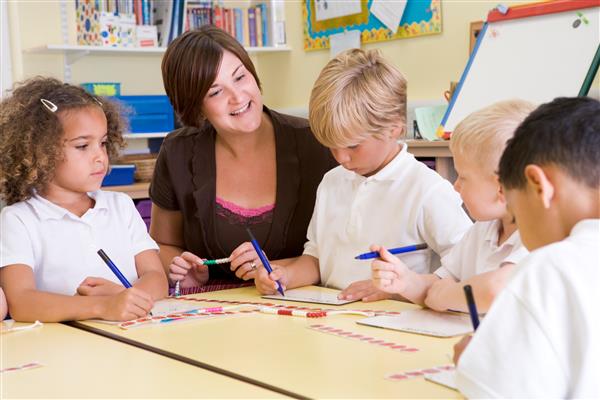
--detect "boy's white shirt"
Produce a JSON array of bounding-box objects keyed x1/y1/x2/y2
[
  {"x1": 456, "y1": 219, "x2": 600, "y2": 398},
  {"x1": 303, "y1": 143, "x2": 472, "y2": 290},
  {"x1": 434, "y1": 219, "x2": 528, "y2": 280},
  {"x1": 0, "y1": 190, "x2": 158, "y2": 295}
]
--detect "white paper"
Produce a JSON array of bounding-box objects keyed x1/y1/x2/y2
[
  {"x1": 150, "y1": 299, "x2": 201, "y2": 316},
  {"x1": 329, "y1": 30, "x2": 361, "y2": 58},
  {"x1": 315, "y1": 0, "x2": 361, "y2": 21},
  {"x1": 357, "y1": 309, "x2": 473, "y2": 337},
  {"x1": 370, "y1": 0, "x2": 407, "y2": 33},
  {"x1": 425, "y1": 370, "x2": 458, "y2": 391},
  {"x1": 262, "y1": 287, "x2": 357, "y2": 305}
]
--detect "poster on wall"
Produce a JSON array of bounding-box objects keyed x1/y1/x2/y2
[{"x1": 303, "y1": 0, "x2": 442, "y2": 51}]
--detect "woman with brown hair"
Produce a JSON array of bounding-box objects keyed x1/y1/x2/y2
[{"x1": 150, "y1": 26, "x2": 336, "y2": 293}]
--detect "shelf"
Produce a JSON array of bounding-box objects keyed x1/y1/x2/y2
[
  {"x1": 25, "y1": 44, "x2": 291, "y2": 58},
  {"x1": 123, "y1": 132, "x2": 169, "y2": 139},
  {"x1": 102, "y1": 181, "x2": 150, "y2": 200}
]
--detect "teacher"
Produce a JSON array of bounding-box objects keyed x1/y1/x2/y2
[{"x1": 149, "y1": 26, "x2": 336, "y2": 292}]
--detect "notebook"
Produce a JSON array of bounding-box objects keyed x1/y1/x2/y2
[
  {"x1": 262, "y1": 287, "x2": 358, "y2": 305},
  {"x1": 357, "y1": 309, "x2": 473, "y2": 337}
]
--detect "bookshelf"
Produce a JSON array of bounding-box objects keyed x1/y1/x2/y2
[
  {"x1": 405, "y1": 140, "x2": 456, "y2": 182},
  {"x1": 25, "y1": 44, "x2": 291, "y2": 82},
  {"x1": 102, "y1": 181, "x2": 150, "y2": 200}
]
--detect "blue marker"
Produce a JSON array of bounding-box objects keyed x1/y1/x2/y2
[
  {"x1": 354, "y1": 243, "x2": 428, "y2": 260},
  {"x1": 463, "y1": 284, "x2": 480, "y2": 330},
  {"x1": 246, "y1": 228, "x2": 285, "y2": 296},
  {"x1": 97, "y1": 249, "x2": 132, "y2": 288}
]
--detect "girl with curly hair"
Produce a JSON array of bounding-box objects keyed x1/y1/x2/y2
[{"x1": 0, "y1": 77, "x2": 167, "y2": 322}]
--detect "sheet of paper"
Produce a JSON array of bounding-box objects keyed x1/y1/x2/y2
[
  {"x1": 425, "y1": 370, "x2": 458, "y2": 391},
  {"x1": 414, "y1": 105, "x2": 448, "y2": 141},
  {"x1": 315, "y1": 0, "x2": 361, "y2": 21},
  {"x1": 150, "y1": 299, "x2": 201, "y2": 316},
  {"x1": 357, "y1": 309, "x2": 473, "y2": 337},
  {"x1": 370, "y1": 0, "x2": 407, "y2": 33},
  {"x1": 262, "y1": 287, "x2": 358, "y2": 305},
  {"x1": 88, "y1": 299, "x2": 203, "y2": 325},
  {"x1": 329, "y1": 30, "x2": 361, "y2": 58}
]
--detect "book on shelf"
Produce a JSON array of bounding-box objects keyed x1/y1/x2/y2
[{"x1": 75, "y1": 0, "x2": 282, "y2": 48}]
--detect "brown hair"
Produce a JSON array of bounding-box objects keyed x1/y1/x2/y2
[
  {"x1": 0, "y1": 76, "x2": 126, "y2": 205},
  {"x1": 161, "y1": 26, "x2": 261, "y2": 128},
  {"x1": 309, "y1": 49, "x2": 407, "y2": 148}
]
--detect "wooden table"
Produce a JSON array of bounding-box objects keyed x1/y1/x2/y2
[{"x1": 75, "y1": 286, "x2": 461, "y2": 399}]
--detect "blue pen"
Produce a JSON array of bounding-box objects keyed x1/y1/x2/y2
[
  {"x1": 246, "y1": 228, "x2": 285, "y2": 296},
  {"x1": 354, "y1": 243, "x2": 428, "y2": 260},
  {"x1": 463, "y1": 284, "x2": 480, "y2": 330},
  {"x1": 97, "y1": 249, "x2": 132, "y2": 288}
]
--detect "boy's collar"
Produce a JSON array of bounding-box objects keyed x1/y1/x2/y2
[
  {"x1": 347, "y1": 142, "x2": 408, "y2": 182},
  {"x1": 570, "y1": 219, "x2": 600, "y2": 236}
]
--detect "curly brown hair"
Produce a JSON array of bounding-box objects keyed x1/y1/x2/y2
[{"x1": 0, "y1": 76, "x2": 126, "y2": 205}]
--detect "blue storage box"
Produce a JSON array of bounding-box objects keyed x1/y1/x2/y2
[
  {"x1": 102, "y1": 165, "x2": 136, "y2": 186},
  {"x1": 115, "y1": 95, "x2": 175, "y2": 133}
]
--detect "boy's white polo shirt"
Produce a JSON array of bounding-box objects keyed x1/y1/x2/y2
[
  {"x1": 456, "y1": 219, "x2": 600, "y2": 398},
  {"x1": 303, "y1": 143, "x2": 472, "y2": 290},
  {"x1": 0, "y1": 191, "x2": 158, "y2": 296},
  {"x1": 434, "y1": 219, "x2": 528, "y2": 280}
]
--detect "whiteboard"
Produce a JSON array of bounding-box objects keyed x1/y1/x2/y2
[{"x1": 441, "y1": 3, "x2": 600, "y2": 135}]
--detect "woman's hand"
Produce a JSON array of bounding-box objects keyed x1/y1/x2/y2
[
  {"x1": 168, "y1": 251, "x2": 209, "y2": 288},
  {"x1": 229, "y1": 241, "x2": 261, "y2": 281},
  {"x1": 254, "y1": 263, "x2": 288, "y2": 295},
  {"x1": 77, "y1": 277, "x2": 124, "y2": 296}
]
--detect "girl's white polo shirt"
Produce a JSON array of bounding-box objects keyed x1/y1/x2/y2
[
  {"x1": 434, "y1": 219, "x2": 528, "y2": 280},
  {"x1": 0, "y1": 191, "x2": 158, "y2": 295},
  {"x1": 303, "y1": 144, "x2": 473, "y2": 290}
]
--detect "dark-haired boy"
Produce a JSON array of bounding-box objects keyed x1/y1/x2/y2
[{"x1": 454, "y1": 97, "x2": 600, "y2": 398}]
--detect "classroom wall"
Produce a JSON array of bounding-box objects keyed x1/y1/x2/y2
[{"x1": 7, "y1": 1, "x2": 599, "y2": 110}]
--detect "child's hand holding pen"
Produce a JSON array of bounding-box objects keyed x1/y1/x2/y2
[
  {"x1": 99, "y1": 288, "x2": 154, "y2": 321},
  {"x1": 370, "y1": 245, "x2": 415, "y2": 294}
]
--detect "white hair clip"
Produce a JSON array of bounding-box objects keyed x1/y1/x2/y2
[
  {"x1": 93, "y1": 97, "x2": 103, "y2": 107},
  {"x1": 40, "y1": 98, "x2": 58, "y2": 112}
]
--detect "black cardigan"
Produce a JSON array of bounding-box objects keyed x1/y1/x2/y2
[{"x1": 149, "y1": 107, "x2": 337, "y2": 280}]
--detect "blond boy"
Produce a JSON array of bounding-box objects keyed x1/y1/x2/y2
[
  {"x1": 255, "y1": 49, "x2": 471, "y2": 300},
  {"x1": 371, "y1": 99, "x2": 535, "y2": 312},
  {"x1": 454, "y1": 97, "x2": 599, "y2": 397}
]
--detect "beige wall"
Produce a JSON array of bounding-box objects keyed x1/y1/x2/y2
[{"x1": 8, "y1": 1, "x2": 598, "y2": 109}]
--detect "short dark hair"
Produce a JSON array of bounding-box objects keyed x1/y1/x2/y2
[
  {"x1": 498, "y1": 97, "x2": 600, "y2": 190},
  {"x1": 161, "y1": 26, "x2": 261, "y2": 128}
]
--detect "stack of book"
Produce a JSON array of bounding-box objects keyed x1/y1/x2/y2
[{"x1": 76, "y1": 0, "x2": 157, "y2": 47}]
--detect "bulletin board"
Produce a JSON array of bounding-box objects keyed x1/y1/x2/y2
[{"x1": 303, "y1": 0, "x2": 442, "y2": 51}]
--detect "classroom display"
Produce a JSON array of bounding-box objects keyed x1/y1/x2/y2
[
  {"x1": 303, "y1": 0, "x2": 442, "y2": 51},
  {"x1": 439, "y1": 0, "x2": 600, "y2": 137}
]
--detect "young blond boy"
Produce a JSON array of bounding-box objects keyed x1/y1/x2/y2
[
  {"x1": 371, "y1": 100, "x2": 535, "y2": 312},
  {"x1": 454, "y1": 97, "x2": 600, "y2": 398},
  {"x1": 254, "y1": 49, "x2": 471, "y2": 301}
]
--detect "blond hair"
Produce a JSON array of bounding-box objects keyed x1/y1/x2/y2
[
  {"x1": 450, "y1": 99, "x2": 536, "y2": 175},
  {"x1": 308, "y1": 49, "x2": 407, "y2": 148}
]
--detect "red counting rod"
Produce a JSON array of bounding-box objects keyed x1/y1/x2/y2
[{"x1": 260, "y1": 307, "x2": 327, "y2": 318}]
